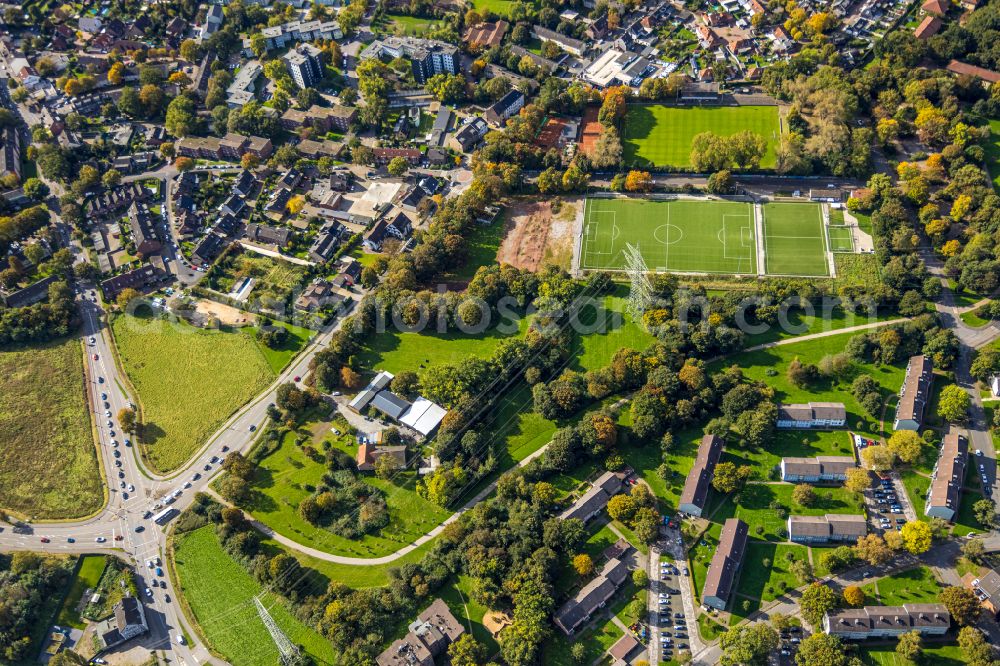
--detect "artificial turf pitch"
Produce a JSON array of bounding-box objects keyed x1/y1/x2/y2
[
  {"x1": 581, "y1": 198, "x2": 757, "y2": 275},
  {"x1": 761, "y1": 202, "x2": 830, "y2": 277},
  {"x1": 622, "y1": 105, "x2": 782, "y2": 168}
]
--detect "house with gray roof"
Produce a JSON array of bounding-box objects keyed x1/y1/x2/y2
[{"x1": 554, "y1": 557, "x2": 630, "y2": 635}]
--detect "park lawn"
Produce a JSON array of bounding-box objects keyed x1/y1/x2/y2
[
  {"x1": 241, "y1": 321, "x2": 313, "y2": 374},
  {"x1": 742, "y1": 305, "x2": 896, "y2": 349},
  {"x1": 172, "y1": 526, "x2": 338, "y2": 666},
  {"x1": 900, "y1": 470, "x2": 931, "y2": 523},
  {"x1": 541, "y1": 616, "x2": 622, "y2": 666},
  {"x1": 56, "y1": 555, "x2": 107, "y2": 629},
  {"x1": 960, "y1": 308, "x2": 992, "y2": 327},
  {"x1": 860, "y1": 643, "x2": 964, "y2": 666},
  {"x1": 245, "y1": 429, "x2": 450, "y2": 558},
  {"x1": 446, "y1": 218, "x2": 505, "y2": 281},
  {"x1": 710, "y1": 483, "x2": 865, "y2": 542},
  {"x1": 472, "y1": 0, "x2": 519, "y2": 16},
  {"x1": 113, "y1": 313, "x2": 275, "y2": 473},
  {"x1": 735, "y1": 542, "x2": 809, "y2": 603},
  {"x1": 0, "y1": 338, "x2": 103, "y2": 519},
  {"x1": 356, "y1": 316, "x2": 530, "y2": 376},
  {"x1": 622, "y1": 104, "x2": 781, "y2": 169},
  {"x1": 725, "y1": 429, "x2": 855, "y2": 481},
  {"x1": 569, "y1": 287, "x2": 657, "y2": 373},
  {"x1": 872, "y1": 566, "x2": 942, "y2": 606},
  {"x1": 952, "y1": 477, "x2": 985, "y2": 537},
  {"x1": 616, "y1": 584, "x2": 647, "y2": 627},
  {"x1": 438, "y1": 575, "x2": 501, "y2": 655},
  {"x1": 384, "y1": 13, "x2": 443, "y2": 35},
  {"x1": 698, "y1": 613, "x2": 727, "y2": 641},
  {"x1": 709, "y1": 330, "x2": 908, "y2": 437}
]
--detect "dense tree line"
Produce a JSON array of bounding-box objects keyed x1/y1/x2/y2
[
  {"x1": 0, "y1": 279, "x2": 77, "y2": 346},
  {"x1": 0, "y1": 552, "x2": 74, "y2": 662}
]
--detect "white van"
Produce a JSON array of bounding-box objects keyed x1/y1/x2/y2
[{"x1": 176, "y1": 635, "x2": 186, "y2": 645}]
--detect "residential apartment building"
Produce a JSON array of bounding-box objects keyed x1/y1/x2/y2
[
  {"x1": 925, "y1": 428, "x2": 968, "y2": 521},
  {"x1": 376, "y1": 599, "x2": 465, "y2": 666},
  {"x1": 484, "y1": 90, "x2": 525, "y2": 126},
  {"x1": 780, "y1": 456, "x2": 856, "y2": 483},
  {"x1": 787, "y1": 514, "x2": 867, "y2": 544},
  {"x1": 281, "y1": 104, "x2": 357, "y2": 133},
  {"x1": 776, "y1": 402, "x2": 847, "y2": 429},
  {"x1": 360, "y1": 36, "x2": 459, "y2": 83},
  {"x1": 702, "y1": 518, "x2": 748, "y2": 610},
  {"x1": 678, "y1": 434, "x2": 724, "y2": 517},
  {"x1": 127, "y1": 202, "x2": 161, "y2": 256},
  {"x1": 823, "y1": 604, "x2": 950, "y2": 639},
  {"x1": 894, "y1": 355, "x2": 933, "y2": 431},
  {"x1": 554, "y1": 557, "x2": 630, "y2": 635},
  {"x1": 283, "y1": 43, "x2": 323, "y2": 88},
  {"x1": 558, "y1": 471, "x2": 623, "y2": 523}
]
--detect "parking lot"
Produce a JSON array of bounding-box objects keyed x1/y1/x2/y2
[
  {"x1": 863, "y1": 474, "x2": 908, "y2": 535},
  {"x1": 773, "y1": 624, "x2": 808, "y2": 665},
  {"x1": 653, "y1": 555, "x2": 692, "y2": 661}
]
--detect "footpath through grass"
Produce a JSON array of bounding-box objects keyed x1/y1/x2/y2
[
  {"x1": 112, "y1": 313, "x2": 279, "y2": 473},
  {"x1": 245, "y1": 428, "x2": 450, "y2": 558},
  {"x1": 172, "y1": 525, "x2": 338, "y2": 666},
  {"x1": 0, "y1": 338, "x2": 103, "y2": 519}
]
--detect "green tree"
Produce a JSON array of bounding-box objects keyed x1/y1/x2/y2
[
  {"x1": 164, "y1": 94, "x2": 198, "y2": 137},
  {"x1": 22, "y1": 178, "x2": 48, "y2": 200},
  {"x1": 795, "y1": 633, "x2": 851, "y2": 666},
  {"x1": 939, "y1": 586, "x2": 982, "y2": 626},
  {"x1": 895, "y1": 631, "x2": 921, "y2": 661},
  {"x1": 973, "y1": 499, "x2": 997, "y2": 528},
  {"x1": 387, "y1": 156, "x2": 409, "y2": 177},
  {"x1": 720, "y1": 622, "x2": 779, "y2": 666},
  {"x1": 799, "y1": 583, "x2": 839, "y2": 628},
  {"x1": 117, "y1": 407, "x2": 136, "y2": 433},
  {"x1": 887, "y1": 430, "x2": 923, "y2": 464},
  {"x1": 792, "y1": 483, "x2": 817, "y2": 507},
  {"x1": 448, "y1": 634, "x2": 487, "y2": 666},
  {"x1": 712, "y1": 461, "x2": 751, "y2": 493},
  {"x1": 937, "y1": 385, "x2": 970, "y2": 423}
]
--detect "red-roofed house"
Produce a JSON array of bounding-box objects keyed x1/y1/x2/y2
[{"x1": 915, "y1": 15, "x2": 943, "y2": 39}]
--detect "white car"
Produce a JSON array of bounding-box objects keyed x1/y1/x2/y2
[
  {"x1": 95, "y1": 536, "x2": 106, "y2": 543},
  {"x1": 128, "y1": 484, "x2": 134, "y2": 492},
  {"x1": 89, "y1": 336, "x2": 96, "y2": 344}
]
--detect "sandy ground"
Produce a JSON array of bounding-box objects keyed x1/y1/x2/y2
[
  {"x1": 193, "y1": 299, "x2": 255, "y2": 326},
  {"x1": 497, "y1": 198, "x2": 580, "y2": 272}
]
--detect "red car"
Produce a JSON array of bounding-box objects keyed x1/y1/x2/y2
[
  {"x1": 40, "y1": 537, "x2": 50, "y2": 543},
  {"x1": 93, "y1": 354, "x2": 99, "y2": 360},
  {"x1": 114, "y1": 535, "x2": 124, "y2": 541},
  {"x1": 294, "y1": 376, "x2": 301, "y2": 382}
]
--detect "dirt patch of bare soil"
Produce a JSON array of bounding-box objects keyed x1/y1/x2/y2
[
  {"x1": 193, "y1": 298, "x2": 255, "y2": 326},
  {"x1": 497, "y1": 198, "x2": 580, "y2": 271}
]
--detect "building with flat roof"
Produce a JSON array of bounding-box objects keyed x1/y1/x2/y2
[
  {"x1": 678, "y1": 435, "x2": 723, "y2": 517},
  {"x1": 823, "y1": 604, "x2": 950, "y2": 639},
  {"x1": 788, "y1": 514, "x2": 867, "y2": 543},
  {"x1": 360, "y1": 36, "x2": 459, "y2": 83},
  {"x1": 702, "y1": 518, "x2": 748, "y2": 610},
  {"x1": 283, "y1": 43, "x2": 323, "y2": 89},
  {"x1": 926, "y1": 428, "x2": 967, "y2": 521},
  {"x1": 894, "y1": 355, "x2": 933, "y2": 431}
]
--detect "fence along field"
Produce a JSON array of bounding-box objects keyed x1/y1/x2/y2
[
  {"x1": 581, "y1": 198, "x2": 758, "y2": 275},
  {"x1": 579, "y1": 197, "x2": 834, "y2": 278}
]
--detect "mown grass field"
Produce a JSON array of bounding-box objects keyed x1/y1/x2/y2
[
  {"x1": 172, "y1": 525, "x2": 338, "y2": 666},
  {"x1": 762, "y1": 202, "x2": 829, "y2": 277},
  {"x1": 56, "y1": 555, "x2": 107, "y2": 629},
  {"x1": 245, "y1": 429, "x2": 450, "y2": 558},
  {"x1": 241, "y1": 322, "x2": 313, "y2": 374},
  {"x1": 0, "y1": 338, "x2": 103, "y2": 518},
  {"x1": 736, "y1": 542, "x2": 809, "y2": 603},
  {"x1": 112, "y1": 313, "x2": 277, "y2": 473},
  {"x1": 860, "y1": 643, "x2": 963, "y2": 666},
  {"x1": 622, "y1": 104, "x2": 781, "y2": 168},
  {"x1": 870, "y1": 566, "x2": 942, "y2": 605}
]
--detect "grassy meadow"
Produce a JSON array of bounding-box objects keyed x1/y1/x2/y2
[{"x1": 0, "y1": 338, "x2": 103, "y2": 518}]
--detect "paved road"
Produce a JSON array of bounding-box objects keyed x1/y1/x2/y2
[{"x1": 0, "y1": 285, "x2": 346, "y2": 663}]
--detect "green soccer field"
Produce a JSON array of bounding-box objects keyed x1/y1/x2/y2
[
  {"x1": 762, "y1": 202, "x2": 830, "y2": 276},
  {"x1": 622, "y1": 105, "x2": 782, "y2": 168},
  {"x1": 581, "y1": 198, "x2": 758, "y2": 275},
  {"x1": 827, "y1": 226, "x2": 854, "y2": 252}
]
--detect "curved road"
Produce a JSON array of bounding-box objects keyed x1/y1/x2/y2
[{"x1": 0, "y1": 285, "x2": 344, "y2": 664}]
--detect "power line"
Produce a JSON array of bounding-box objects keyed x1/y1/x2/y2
[{"x1": 255, "y1": 596, "x2": 302, "y2": 666}]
